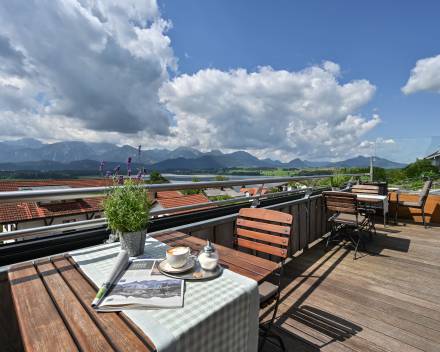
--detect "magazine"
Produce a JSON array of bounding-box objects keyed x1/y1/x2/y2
[{"x1": 92, "y1": 251, "x2": 184, "y2": 311}]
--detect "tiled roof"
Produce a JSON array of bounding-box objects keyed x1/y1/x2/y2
[
  {"x1": 156, "y1": 191, "x2": 183, "y2": 199},
  {"x1": 0, "y1": 179, "x2": 112, "y2": 224},
  {"x1": 0, "y1": 179, "x2": 213, "y2": 223},
  {"x1": 156, "y1": 193, "x2": 213, "y2": 214},
  {"x1": 0, "y1": 198, "x2": 104, "y2": 224}
]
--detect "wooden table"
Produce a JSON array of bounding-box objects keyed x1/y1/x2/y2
[
  {"x1": 155, "y1": 232, "x2": 278, "y2": 284},
  {"x1": 356, "y1": 194, "x2": 389, "y2": 226},
  {"x1": 8, "y1": 232, "x2": 278, "y2": 352}
]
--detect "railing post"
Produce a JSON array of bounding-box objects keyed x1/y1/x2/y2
[
  {"x1": 251, "y1": 183, "x2": 265, "y2": 208},
  {"x1": 304, "y1": 189, "x2": 312, "y2": 250}
]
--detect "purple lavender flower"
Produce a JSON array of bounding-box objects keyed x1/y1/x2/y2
[{"x1": 127, "y1": 157, "x2": 132, "y2": 176}]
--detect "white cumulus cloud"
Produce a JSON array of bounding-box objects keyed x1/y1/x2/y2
[
  {"x1": 159, "y1": 62, "x2": 379, "y2": 160},
  {"x1": 402, "y1": 54, "x2": 440, "y2": 94},
  {"x1": 0, "y1": 0, "x2": 176, "y2": 137},
  {"x1": 0, "y1": 2, "x2": 382, "y2": 161}
]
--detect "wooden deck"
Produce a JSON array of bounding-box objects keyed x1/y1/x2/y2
[
  {"x1": 262, "y1": 222, "x2": 440, "y2": 352},
  {"x1": 2, "y1": 220, "x2": 440, "y2": 351}
]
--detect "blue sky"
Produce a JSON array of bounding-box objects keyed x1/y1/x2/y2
[
  {"x1": 160, "y1": 0, "x2": 440, "y2": 160},
  {"x1": 0, "y1": 1, "x2": 439, "y2": 163}
]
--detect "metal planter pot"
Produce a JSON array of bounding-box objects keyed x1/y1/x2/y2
[{"x1": 119, "y1": 230, "x2": 147, "y2": 257}]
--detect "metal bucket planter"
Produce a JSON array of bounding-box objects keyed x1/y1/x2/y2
[{"x1": 119, "y1": 230, "x2": 147, "y2": 257}]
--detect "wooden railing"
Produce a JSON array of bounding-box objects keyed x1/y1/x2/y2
[
  {"x1": 179, "y1": 194, "x2": 330, "y2": 257},
  {"x1": 173, "y1": 191, "x2": 440, "y2": 257}
]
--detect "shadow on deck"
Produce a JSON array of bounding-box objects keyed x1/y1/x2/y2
[{"x1": 263, "y1": 222, "x2": 440, "y2": 352}]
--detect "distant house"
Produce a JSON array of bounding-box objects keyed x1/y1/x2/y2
[
  {"x1": 239, "y1": 187, "x2": 269, "y2": 197},
  {"x1": 203, "y1": 188, "x2": 242, "y2": 198},
  {"x1": 425, "y1": 150, "x2": 440, "y2": 168}
]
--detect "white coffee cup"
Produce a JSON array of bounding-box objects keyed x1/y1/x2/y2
[{"x1": 166, "y1": 246, "x2": 190, "y2": 268}]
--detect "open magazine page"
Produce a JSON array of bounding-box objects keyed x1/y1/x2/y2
[{"x1": 97, "y1": 259, "x2": 184, "y2": 311}]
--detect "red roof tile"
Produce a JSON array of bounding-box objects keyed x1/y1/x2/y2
[
  {"x1": 156, "y1": 191, "x2": 183, "y2": 199},
  {"x1": 0, "y1": 198, "x2": 105, "y2": 224},
  {"x1": 156, "y1": 193, "x2": 213, "y2": 214}
]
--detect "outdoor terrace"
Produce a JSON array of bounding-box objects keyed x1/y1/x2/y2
[{"x1": 1, "y1": 176, "x2": 440, "y2": 351}]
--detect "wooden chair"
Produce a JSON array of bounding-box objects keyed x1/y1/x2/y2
[
  {"x1": 350, "y1": 184, "x2": 380, "y2": 195},
  {"x1": 234, "y1": 208, "x2": 293, "y2": 352},
  {"x1": 357, "y1": 182, "x2": 388, "y2": 195},
  {"x1": 323, "y1": 191, "x2": 375, "y2": 259},
  {"x1": 350, "y1": 184, "x2": 383, "y2": 226},
  {"x1": 397, "y1": 180, "x2": 432, "y2": 227}
]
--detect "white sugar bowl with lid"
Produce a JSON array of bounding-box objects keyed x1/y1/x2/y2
[{"x1": 198, "y1": 240, "x2": 219, "y2": 271}]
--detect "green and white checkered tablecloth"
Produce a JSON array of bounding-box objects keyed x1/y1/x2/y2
[{"x1": 70, "y1": 236, "x2": 259, "y2": 352}]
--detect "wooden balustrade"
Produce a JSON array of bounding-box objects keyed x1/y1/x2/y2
[
  {"x1": 185, "y1": 195, "x2": 330, "y2": 257},
  {"x1": 389, "y1": 192, "x2": 440, "y2": 224}
]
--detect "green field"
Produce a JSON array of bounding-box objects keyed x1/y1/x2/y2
[{"x1": 0, "y1": 159, "x2": 438, "y2": 191}]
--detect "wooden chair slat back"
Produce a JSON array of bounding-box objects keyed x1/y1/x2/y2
[
  {"x1": 323, "y1": 191, "x2": 358, "y2": 214},
  {"x1": 236, "y1": 218, "x2": 290, "y2": 235},
  {"x1": 419, "y1": 180, "x2": 433, "y2": 206},
  {"x1": 238, "y1": 208, "x2": 293, "y2": 224},
  {"x1": 236, "y1": 238, "x2": 288, "y2": 258},
  {"x1": 351, "y1": 184, "x2": 380, "y2": 195},
  {"x1": 236, "y1": 228, "x2": 289, "y2": 246},
  {"x1": 234, "y1": 208, "x2": 293, "y2": 260}
]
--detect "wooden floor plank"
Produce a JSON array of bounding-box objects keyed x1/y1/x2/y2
[
  {"x1": 277, "y1": 282, "x2": 439, "y2": 352},
  {"x1": 271, "y1": 223, "x2": 440, "y2": 351},
  {"x1": 291, "y1": 249, "x2": 440, "y2": 313},
  {"x1": 8, "y1": 263, "x2": 79, "y2": 352},
  {"x1": 294, "y1": 243, "x2": 440, "y2": 307}
]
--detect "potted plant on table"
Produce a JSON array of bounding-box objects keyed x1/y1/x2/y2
[
  {"x1": 330, "y1": 171, "x2": 349, "y2": 191},
  {"x1": 103, "y1": 178, "x2": 152, "y2": 257}
]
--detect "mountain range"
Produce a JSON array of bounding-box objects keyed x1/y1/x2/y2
[{"x1": 0, "y1": 138, "x2": 407, "y2": 171}]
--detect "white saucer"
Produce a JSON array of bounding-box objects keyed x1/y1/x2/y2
[{"x1": 159, "y1": 257, "x2": 196, "y2": 274}]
